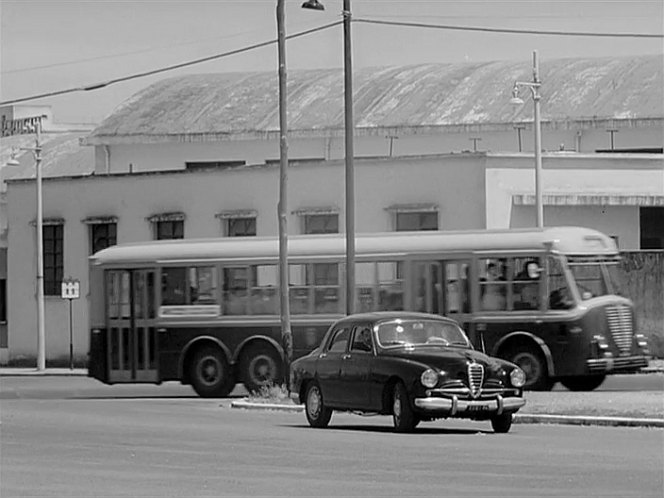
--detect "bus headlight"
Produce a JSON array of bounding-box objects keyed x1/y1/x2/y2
[
  {"x1": 420, "y1": 369, "x2": 439, "y2": 388},
  {"x1": 510, "y1": 367, "x2": 526, "y2": 388}
]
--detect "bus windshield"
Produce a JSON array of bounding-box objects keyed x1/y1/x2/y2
[{"x1": 567, "y1": 259, "x2": 620, "y2": 300}]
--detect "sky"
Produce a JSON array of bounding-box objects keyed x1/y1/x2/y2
[{"x1": 1, "y1": 0, "x2": 662, "y2": 124}]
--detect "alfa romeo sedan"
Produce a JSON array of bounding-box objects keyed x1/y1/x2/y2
[{"x1": 290, "y1": 311, "x2": 527, "y2": 433}]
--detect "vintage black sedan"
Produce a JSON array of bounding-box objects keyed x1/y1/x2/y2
[{"x1": 290, "y1": 311, "x2": 527, "y2": 433}]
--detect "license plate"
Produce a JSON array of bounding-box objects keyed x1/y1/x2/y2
[{"x1": 467, "y1": 404, "x2": 490, "y2": 412}]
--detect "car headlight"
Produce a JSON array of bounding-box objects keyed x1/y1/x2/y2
[
  {"x1": 420, "y1": 369, "x2": 439, "y2": 388},
  {"x1": 510, "y1": 367, "x2": 526, "y2": 388}
]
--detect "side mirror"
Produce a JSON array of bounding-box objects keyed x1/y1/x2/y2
[{"x1": 526, "y1": 262, "x2": 541, "y2": 279}]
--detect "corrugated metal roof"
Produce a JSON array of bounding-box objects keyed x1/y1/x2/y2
[{"x1": 84, "y1": 54, "x2": 663, "y2": 144}]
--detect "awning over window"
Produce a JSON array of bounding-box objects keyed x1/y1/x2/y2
[
  {"x1": 292, "y1": 206, "x2": 339, "y2": 216},
  {"x1": 30, "y1": 217, "x2": 64, "y2": 226},
  {"x1": 215, "y1": 209, "x2": 257, "y2": 220},
  {"x1": 512, "y1": 193, "x2": 664, "y2": 206},
  {"x1": 384, "y1": 203, "x2": 439, "y2": 213},
  {"x1": 146, "y1": 212, "x2": 186, "y2": 223},
  {"x1": 81, "y1": 216, "x2": 118, "y2": 225}
]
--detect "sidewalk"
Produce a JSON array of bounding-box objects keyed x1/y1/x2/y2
[{"x1": 0, "y1": 367, "x2": 88, "y2": 376}]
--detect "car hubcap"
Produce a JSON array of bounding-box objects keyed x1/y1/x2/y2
[
  {"x1": 393, "y1": 392, "x2": 401, "y2": 421},
  {"x1": 308, "y1": 388, "x2": 321, "y2": 418}
]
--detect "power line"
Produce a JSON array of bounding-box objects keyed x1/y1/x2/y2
[
  {"x1": 355, "y1": 18, "x2": 664, "y2": 38},
  {"x1": 2, "y1": 17, "x2": 661, "y2": 107},
  {"x1": 0, "y1": 21, "x2": 342, "y2": 106}
]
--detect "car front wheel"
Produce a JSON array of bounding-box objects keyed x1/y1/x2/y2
[
  {"x1": 491, "y1": 413, "x2": 513, "y2": 433},
  {"x1": 304, "y1": 382, "x2": 332, "y2": 428},
  {"x1": 392, "y1": 382, "x2": 417, "y2": 433}
]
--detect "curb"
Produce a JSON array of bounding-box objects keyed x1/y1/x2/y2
[
  {"x1": 230, "y1": 400, "x2": 664, "y2": 428},
  {"x1": 0, "y1": 368, "x2": 88, "y2": 376},
  {"x1": 514, "y1": 413, "x2": 664, "y2": 428}
]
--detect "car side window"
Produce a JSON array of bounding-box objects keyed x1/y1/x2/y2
[
  {"x1": 328, "y1": 327, "x2": 350, "y2": 353},
  {"x1": 351, "y1": 326, "x2": 373, "y2": 353}
]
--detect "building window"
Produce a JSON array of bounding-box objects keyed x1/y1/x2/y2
[
  {"x1": 640, "y1": 207, "x2": 664, "y2": 249},
  {"x1": 0, "y1": 278, "x2": 6, "y2": 323},
  {"x1": 156, "y1": 221, "x2": 183, "y2": 240},
  {"x1": 303, "y1": 214, "x2": 339, "y2": 234},
  {"x1": 294, "y1": 207, "x2": 340, "y2": 235},
  {"x1": 43, "y1": 223, "x2": 64, "y2": 296},
  {"x1": 396, "y1": 212, "x2": 438, "y2": 231},
  {"x1": 216, "y1": 210, "x2": 258, "y2": 237},
  {"x1": 84, "y1": 217, "x2": 118, "y2": 254},
  {"x1": 386, "y1": 203, "x2": 439, "y2": 231},
  {"x1": 185, "y1": 161, "x2": 246, "y2": 170},
  {"x1": 147, "y1": 212, "x2": 185, "y2": 240},
  {"x1": 227, "y1": 218, "x2": 256, "y2": 237}
]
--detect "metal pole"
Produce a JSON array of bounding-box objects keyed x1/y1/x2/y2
[
  {"x1": 69, "y1": 298, "x2": 73, "y2": 370},
  {"x1": 343, "y1": 0, "x2": 355, "y2": 314},
  {"x1": 276, "y1": 0, "x2": 293, "y2": 382},
  {"x1": 35, "y1": 125, "x2": 46, "y2": 371},
  {"x1": 532, "y1": 50, "x2": 543, "y2": 229}
]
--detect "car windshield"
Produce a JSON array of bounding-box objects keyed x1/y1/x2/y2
[{"x1": 375, "y1": 319, "x2": 471, "y2": 349}]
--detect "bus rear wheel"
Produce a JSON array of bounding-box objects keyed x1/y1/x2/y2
[
  {"x1": 240, "y1": 344, "x2": 283, "y2": 393},
  {"x1": 507, "y1": 345, "x2": 554, "y2": 391},
  {"x1": 189, "y1": 346, "x2": 235, "y2": 398},
  {"x1": 559, "y1": 375, "x2": 606, "y2": 391}
]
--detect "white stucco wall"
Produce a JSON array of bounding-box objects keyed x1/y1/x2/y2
[
  {"x1": 5, "y1": 153, "x2": 485, "y2": 361},
  {"x1": 484, "y1": 152, "x2": 664, "y2": 247}
]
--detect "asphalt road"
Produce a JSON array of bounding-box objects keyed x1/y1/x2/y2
[{"x1": 1, "y1": 376, "x2": 663, "y2": 497}]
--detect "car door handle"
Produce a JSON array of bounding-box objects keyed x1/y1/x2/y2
[{"x1": 342, "y1": 354, "x2": 351, "y2": 360}]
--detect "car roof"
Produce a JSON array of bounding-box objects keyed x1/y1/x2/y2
[{"x1": 332, "y1": 311, "x2": 457, "y2": 326}]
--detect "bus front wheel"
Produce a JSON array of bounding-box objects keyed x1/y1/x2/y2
[
  {"x1": 189, "y1": 346, "x2": 235, "y2": 398},
  {"x1": 559, "y1": 375, "x2": 606, "y2": 391},
  {"x1": 507, "y1": 345, "x2": 554, "y2": 391}
]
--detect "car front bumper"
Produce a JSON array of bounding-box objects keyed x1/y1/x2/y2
[{"x1": 414, "y1": 394, "x2": 525, "y2": 416}]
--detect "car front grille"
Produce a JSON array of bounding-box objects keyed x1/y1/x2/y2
[
  {"x1": 606, "y1": 304, "x2": 633, "y2": 354},
  {"x1": 467, "y1": 363, "x2": 484, "y2": 398}
]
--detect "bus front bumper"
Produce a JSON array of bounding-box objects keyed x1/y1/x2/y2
[{"x1": 587, "y1": 355, "x2": 649, "y2": 374}]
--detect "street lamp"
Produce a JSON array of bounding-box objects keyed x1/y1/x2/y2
[
  {"x1": 5, "y1": 120, "x2": 46, "y2": 371},
  {"x1": 510, "y1": 50, "x2": 544, "y2": 229},
  {"x1": 303, "y1": 0, "x2": 356, "y2": 314}
]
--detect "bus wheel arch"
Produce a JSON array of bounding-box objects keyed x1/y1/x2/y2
[
  {"x1": 494, "y1": 332, "x2": 555, "y2": 391},
  {"x1": 236, "y1": 337, "x2": 285, "y2": 393},
  {"x1": 181, "y1": 338, "x2": 235, "y2": 398}
]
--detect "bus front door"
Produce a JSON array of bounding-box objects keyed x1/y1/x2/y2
[{"x1": 106, "y1": 269, "x2": 158, "y2": 383}]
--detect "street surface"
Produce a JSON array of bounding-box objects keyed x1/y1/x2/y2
[{"x1": 1, "y1": 375, "x2": 662, "y2": 497}]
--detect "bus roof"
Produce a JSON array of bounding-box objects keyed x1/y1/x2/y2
[{"x1": 90, "y1": 226, "x2": 619, "y2": 267}]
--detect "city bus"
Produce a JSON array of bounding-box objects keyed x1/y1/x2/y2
[{"x1": 87, "y1": 226, "x2": 651, "y2": 396}]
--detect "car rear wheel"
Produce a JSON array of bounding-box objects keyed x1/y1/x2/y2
[
  {"x1": 392, "y1": 382, "x2": 417, "y2": 433},
  {"x1": 304, "y1": 382, "x2": 332, "y2": 428},
  {"x1": 491, "y1": 413, "x2": 513, "y2": 433}
]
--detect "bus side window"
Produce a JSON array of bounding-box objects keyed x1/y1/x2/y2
[
  {"x1": 222, "y1": 267, "x2": 249, "y2": 315},
  {"x1": 377, "y1": 261, "x2": 403, "y2": 311},
  {"x1": 162, "y1": 267, "x2": 187, "y2": 305},
  {"x1": 444, "y1": 262, "x2": 469, "y2": 314},
  {"x1": 512, "y1": 257, "x2": 540, "y2": 310},
  {"x1": 480, "y1": 259, "x2": 507, "y2": 311}
]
